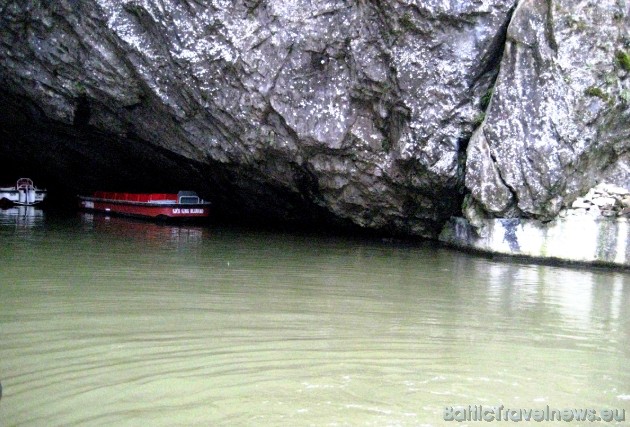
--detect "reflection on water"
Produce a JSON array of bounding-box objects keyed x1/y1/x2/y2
[
  {"x1": 0, "y1": 213, "x2": 628, "y2": 426},
  {"x1": 80, "y1": 213, "x2": 206, "y2": 249},
  {"x1": 0, "y1": 206, "x2": 45, "y2": 229}
]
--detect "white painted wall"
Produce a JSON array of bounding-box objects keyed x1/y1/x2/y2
[{"x1": 440, "y1": 217, "x2": 630, "y2": 267}]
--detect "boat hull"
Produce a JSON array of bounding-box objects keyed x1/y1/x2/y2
[
  {"x1": 0, "y1": 189, "x2": 47, "y2": 206},
  {"x1": 78, "y1": 197, "x2": 210, "y2": 219}
]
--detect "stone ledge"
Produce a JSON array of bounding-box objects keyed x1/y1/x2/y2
[{"x1": 439, "y1": 216, "x2": 630, "y2": 268}]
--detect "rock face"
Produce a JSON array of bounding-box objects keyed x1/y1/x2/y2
[
  {"x1": 465, "y1": 0, "x2": 630, "y2": 222},
  {"x1": 0, "y1": 0, "x2": 628, "y2": 237},
  {"x1": 0, "y1": 0, "x2": 515, "y2": 235}
]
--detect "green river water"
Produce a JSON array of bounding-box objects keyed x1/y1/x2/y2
[{"x1": 0, "y1": 207, "x2": 629, "y2": 426}]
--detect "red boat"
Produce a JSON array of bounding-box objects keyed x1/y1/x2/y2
[{"x1": 78, "y1": 191, "x2": 210, "y2": 220}]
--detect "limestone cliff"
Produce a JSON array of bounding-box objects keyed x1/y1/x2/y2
[
  {"x1": 0, "y1": 0, "x2": 627, "y2": 236},
  {"x1": 465, "y1": 0, "x2": 630, "y2": 223}
]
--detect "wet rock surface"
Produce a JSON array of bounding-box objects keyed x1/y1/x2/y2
[
  {"x1": 465, "y1": 0, "x2": 630, "y2": 222},
  {"x1": 0, "y1": 0, "x2": 628, "y2": 236}
]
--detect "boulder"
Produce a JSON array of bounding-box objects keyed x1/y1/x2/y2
[
  {"x1": 592, "y1": 197, "x2": 617, "y2": 208},
  {"x1": 571, "y1": 198, "x2": 592, "y2": 209}
]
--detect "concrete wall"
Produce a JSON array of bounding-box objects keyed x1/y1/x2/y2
[{"x1": 439, "y1": 217, "x2": 630, "y2": 268}]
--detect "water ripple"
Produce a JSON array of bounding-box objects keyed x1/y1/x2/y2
[{"x1": 1, "y1": 217, "x2": 629, "y2": 426}]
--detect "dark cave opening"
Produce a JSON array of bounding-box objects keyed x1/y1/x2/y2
[
  {"x1": 0, "y1": 91, "x2": 372, "y2": 236},
  {"x1": 72, "y1": 95, "x2": 91, "y2": 127}
]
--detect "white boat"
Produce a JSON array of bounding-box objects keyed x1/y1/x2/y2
[{"x1": 0, "y1": 178, "x2": 47, "y2": 206}]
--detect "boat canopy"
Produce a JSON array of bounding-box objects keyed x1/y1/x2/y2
[{"x1": 177, "y1": 191, "x2": 201, "y2": 204}]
